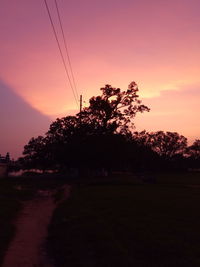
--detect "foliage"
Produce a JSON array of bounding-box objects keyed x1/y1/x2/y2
[
  {"x1": 186, "y1": 139, "x2": 200, "y2": 169},
  {"x1": 20, "y1": 82, "x2": 150, "y2": 171},
  {"x1": 20, "y1": 81, "x2": 200, "y2": 172},
  {"x1": 80, "y1": 82, "x2": 150, "y2": 134},
  {"x1": 20, "y1": 136, "x2": 52, "y2": 170},
  {"x1": 187, "y1": 139, "x2": 200, "y2": 159},
  {"x1": 134, "y1": 130, "x2": 188, "y2": 159}
]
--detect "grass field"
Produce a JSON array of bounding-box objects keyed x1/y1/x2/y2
[{"x1": 47, "y1": 172, "x2": 200, "y2": 267}]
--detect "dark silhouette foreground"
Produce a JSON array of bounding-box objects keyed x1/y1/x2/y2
[{"x1": 17, "y1": 82, "x2": 200, "y2": 174}]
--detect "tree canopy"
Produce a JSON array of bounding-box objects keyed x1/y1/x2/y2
[
  {"x1": 19, "y1": 82, "x2": 199, "y2": 173},
  {"x1": 20, "y1": 82, "x2": 150, "y2": 171},
  {"x1": 79, "y1": 82, "x2": 150, "y2": 134},
  {"x1": 133, "y1": 131, "x2": 188, "y2": 159},
  {"x1": 187, "y1": 140, "x2": 200, "y2": 159}
]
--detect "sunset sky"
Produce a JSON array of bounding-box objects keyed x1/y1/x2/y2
[{"x1": 1, "y1": 0, "x2": 200, "y2": 159}]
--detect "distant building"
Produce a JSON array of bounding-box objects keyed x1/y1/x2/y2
[{"x1": 0, "y1": 153, "x2": 10, "y2": 178}]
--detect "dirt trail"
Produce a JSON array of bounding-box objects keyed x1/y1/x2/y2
[{"x1": 2, "y1": 185, "x2": 70, "y2": 267}]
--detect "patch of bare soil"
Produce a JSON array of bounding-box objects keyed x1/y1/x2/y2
[{"x1": 2, "y1": 185, "x2": 70, "y2": 267}]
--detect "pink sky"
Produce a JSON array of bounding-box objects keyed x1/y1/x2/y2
[{"x1": 1, "y1": 0, "x2": 200, "y2": 158}]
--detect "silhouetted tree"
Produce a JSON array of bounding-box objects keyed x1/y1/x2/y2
[
  {"x1": 5, "y1": 152, "x2": 10, "y2": 163},
  {"x1": 21, "y1": 136, "x2": 53, "y2": 171},
  {"x1": 21, "y1": 82, "x2": 150, "y2": 172},
  {"x1": 134, "y1": 131, "x2": 187, "y2": 159},
  {"x1": 186, "y1": 139, "x2": 200, "y2": 169},
  {"x1": 187, "y1": 140, "x2": 200, "y2": 159},
  {"x1": 80, "y1": 82, "x2": 150, "y2": 134}
]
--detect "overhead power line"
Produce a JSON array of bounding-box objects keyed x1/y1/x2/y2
[
  {"x1": 43, "y1": 0, "x2": 79, "y2": 108},
  {"x1": 54, "y1": 0, "x2": 79, "y2": 101}
]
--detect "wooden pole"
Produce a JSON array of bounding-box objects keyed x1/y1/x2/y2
[
  {"x1": 79, "y1": 95, "x2": 82, "y2": 124},
  {"x1": 80, "y1": 95, "x2": 82, "y2": 113}
]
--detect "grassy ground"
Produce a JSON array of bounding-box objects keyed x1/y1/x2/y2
[
  {"x1": 0, "y1": 174, "x2": 66, "y2": 265},
  {"x1": 47, "y1": 172, "x2": 200, "y2": 267}
]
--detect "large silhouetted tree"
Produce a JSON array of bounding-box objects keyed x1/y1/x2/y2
[
  {"x1": 20, "y1": 82, "x2": 150, "y2": 171},
  {"x1": 80, "y1": 82, "x2": 150, "y2": 134}
]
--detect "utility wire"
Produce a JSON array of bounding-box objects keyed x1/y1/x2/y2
[
  {"x1": 54, "y1": 0, "x2": 79, "y2": 101},
  {"x1": 43, "y1": 0, "x2": 79, "y2": 107}
]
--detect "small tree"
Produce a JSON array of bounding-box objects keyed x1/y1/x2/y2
[
  {"x1": 134, "y1": 131, "x2": 187, "y2": 159},
  {"x1": 186, "y1": 140, "x2": 200, "y2": 169},
  {"x1": 21, "y1": 136, "x2": 52, "y2": 171},
  {"x1": 187, "y1": 140, "x2": 200, "y2": 159}
]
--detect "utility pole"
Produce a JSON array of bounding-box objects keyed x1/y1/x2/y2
[
  {"x1": 80, "y1": 95, "x2": 82, "y2": 113},
  {"x1": 79, "y1": 95, "x2": 82, "y2": 124}
]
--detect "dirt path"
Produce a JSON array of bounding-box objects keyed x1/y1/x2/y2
[{"x1": 2, "y1": 185, "x2": 70, "y2": 267}]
